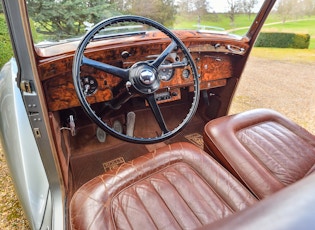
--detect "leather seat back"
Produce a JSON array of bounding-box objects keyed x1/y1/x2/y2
[{"x1": 204, "y1": 109, "x2": 315, "y2": 198}]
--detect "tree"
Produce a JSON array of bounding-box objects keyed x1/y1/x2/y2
[
  {"x1": 0, "y1": 14, "x2": 13, "y2": 68},
  {"x1": 26, "y1": 0, "x2": 117, "y2": 41},
  {"x1": 193, "y1": 0, "x2": 209, "y2": 16},
  {"x1": 276, "y1": 0, "x2": 297, "y2": 23},
  {"x1": 177, "y1": 0, "x2": 190, "y2": 13},
  {"x1": 125, "y1": 0, "x2": 177, "y2": 27},
  {"x1": 276, "y1": 0, "x2": 315, "y2": 22},
  {"x1": 300, "y1": 0, "x2": 315, "y2": 17},
  {"x1": 176, "y1": 0, "x2": 208, "y2": 15},
  {"x1": 240, "y1": 0, "x2": 258, "y2": 20},
  {"x1": 227, "y1": 0, "x2": 240, "y2": 26}
]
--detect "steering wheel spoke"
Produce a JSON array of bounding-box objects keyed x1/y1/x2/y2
[
  {"x1": 145, "y1": 94, "x2": 169, "y2": 134},
  {"x1": 151, "y1": 40, "x2": 177, "y2": 69},
  {"x1": 82, "y1": 56, "x2": 129, "y2": 81}
]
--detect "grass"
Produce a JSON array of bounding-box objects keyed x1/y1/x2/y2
[
  {"x1": 0, "y1": 147, "x2": 30, "y2": 229},
  {"x1": 251, "y1": 47, "x2": 315, "y2": 63}
]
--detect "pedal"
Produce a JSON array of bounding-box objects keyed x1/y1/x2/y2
[
  {"x1": 96, "y1": 127, "x2": 106, "y2": 143},
  {"x1": 113, "y1": 120, "x2": 123, "y2": 133},
  {"x1": 126, "y1": 112, "x2": 136, "y2": 136}
]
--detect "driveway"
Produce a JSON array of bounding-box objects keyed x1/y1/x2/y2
[{"x1": 230, "y1": 56, "x2": 315, "y2": 134}]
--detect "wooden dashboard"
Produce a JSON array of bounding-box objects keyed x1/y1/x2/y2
[{"x1": 36, "y1": 30, "x2": 249, "y2": 111}]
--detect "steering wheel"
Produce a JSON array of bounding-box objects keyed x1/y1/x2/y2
[{"x1": 73, "y1": 15, "x2": 200, "y2": 144}]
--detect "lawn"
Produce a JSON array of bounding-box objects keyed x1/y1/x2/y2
[{"x1": 251, "y1": 47, "x2": 315, "y2": 63}]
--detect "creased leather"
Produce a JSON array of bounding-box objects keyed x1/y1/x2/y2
[
  {"x1": 70, "y1": 142, "x2": 257, "y2": 230},
  {"x1": 204, "y1": 108, "x2": 315, "y2": 199}
]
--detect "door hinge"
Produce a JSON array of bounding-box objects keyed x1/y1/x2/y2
[{"x1": 20, "y1": 80, "x2": 32, "y2": 93}]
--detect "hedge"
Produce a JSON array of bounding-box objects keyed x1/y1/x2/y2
[
  {"x1": 0, "y1": 14, "x2": 13, "y2": 68},
  {"x1": 255, "y1": 32, "x2": 310, "y2": 49}
]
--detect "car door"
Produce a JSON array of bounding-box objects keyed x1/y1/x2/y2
[{"x1": 0, "y1": 0, "x2": 64, "y2": 229}]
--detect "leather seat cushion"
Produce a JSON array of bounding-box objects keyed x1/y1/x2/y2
[
  {"x1": 204, "y1": 108, "x2": 315, "y2": 199},
  {"x1": 70, "y1": 142, "x2": 257, "y2": 229}
]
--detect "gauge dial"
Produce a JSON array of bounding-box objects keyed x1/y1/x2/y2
[
  {"x1": 158, "y1": 60, "x2": 174, "y2": 81},
  {"x1": 182, "y1": 69, "x2": 190, "y2": 79},
  {"x1": 80, "y1": 75, "x2": 98, "y2": 96}
]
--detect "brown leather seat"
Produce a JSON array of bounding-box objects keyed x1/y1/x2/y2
[
  {"x1": 201, "y1": 173, "x2": 315, "y2": 230},
  {"x1": 204, "y1": 108, "x2": 315, "y2": 199},
  {"x1": 70, "y1": 142, "x2": 257, "y2": 229}
]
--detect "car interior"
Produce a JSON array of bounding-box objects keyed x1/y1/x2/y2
[{"x1": 17, "y1": 0, "x2": 314, "y2": 229}]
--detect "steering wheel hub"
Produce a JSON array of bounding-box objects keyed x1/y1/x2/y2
[
  {"x1": 140, "y1": 69, "x2": 155, "y2": 84},
  {"x1": 129, "y1": 62, "x2": 160, "y2": 94}
]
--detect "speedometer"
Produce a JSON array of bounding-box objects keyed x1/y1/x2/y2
[{"x1": 158, "y1": 60, "x2": 174, "y2": 81}]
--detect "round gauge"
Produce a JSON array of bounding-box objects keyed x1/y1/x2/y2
[
  {"x1": 80, "y1": 75, "x2": 98, "y2": 96},
  {"x1": 182, "y1": 69, "x2": 190, "y2": 79},
  {"x1": 158, "y1": 60, "x2": 174, "y2": 81}
]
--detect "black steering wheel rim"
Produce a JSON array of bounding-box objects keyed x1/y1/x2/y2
[{"x1": 73, "y1": 15, "x2": 200, "y2": 144}]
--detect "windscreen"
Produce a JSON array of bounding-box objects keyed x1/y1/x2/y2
[{"x1": 26, "y1": 0, "x2": 264, "y2": 46}]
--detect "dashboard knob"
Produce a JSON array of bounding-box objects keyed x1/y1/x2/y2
[{"x1": 121, "y1": 51, "x2": 130, "y2": 59}]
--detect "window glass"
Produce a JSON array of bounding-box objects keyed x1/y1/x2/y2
[{"x1": 26, "y1": 0, "x2": 264, "y2": 45}]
